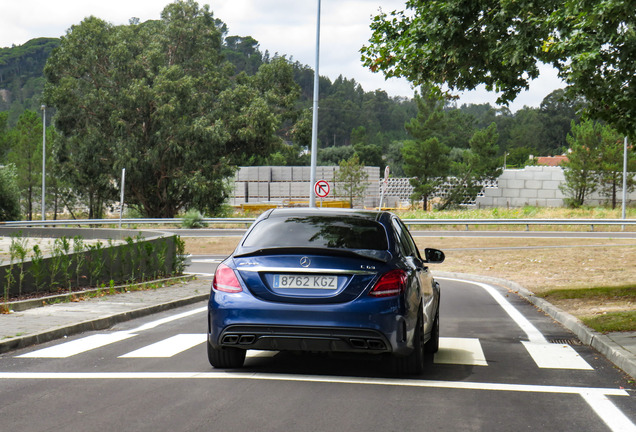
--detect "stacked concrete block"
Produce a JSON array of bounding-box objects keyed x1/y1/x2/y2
[
  {"x1": 472, "y1": 166, "x2": 636, "y2": 208},
  {"x1": 231, "y1": 165, "x2": 634, "y2": 208},
  {"x1": 230, "y1": 166, "x2": 380, "y2": 208}
]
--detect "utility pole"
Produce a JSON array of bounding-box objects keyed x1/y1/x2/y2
[
  {"x1": 309, "y1": 0, "x2": 321, "y2": 207},
  {"x1": 41, "y1": 105, "x2": 46, "y2": 221}
]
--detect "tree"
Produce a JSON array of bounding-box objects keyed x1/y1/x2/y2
[
  {"x1": 7, "y1": 110, "x2": 42, "y2": 220},
  {"x1": 405, "y1": 92, "x2": 449, "y2": 145},
  {"x1": 319, "y1": 146, "x2": 355, "y2": 165},
  {"x1": 402, "y1": 137, "x2": 450, "y2": 210},
  {"x1": 353, "y1": 142, "x2": 384, "y2": 168},
  {"x1": 539, "y1": 89, "x2": 583, "y2": 153},
  {"x1": 361, "y1": 0, "x2": 636, "y2": 138},
  {"x1": 441, "y1": 123, "x2": 502, "y2": 208},
  {"x1": 560, "y1": 120, "x2": 609, "y2": 207},
  {"x1": 44, "y1": 1, "x2": 299, "y2": 217},
  {"x1": 0, "y1": 164, "x2": 21, "y2": 221},
  {"x1": 334, "y1": 154, "x2": 369, "y2": 208},
  {"x1": 596, "y1": 131, "x2": 636, "y2": 209},
  {"x1": 0, "y1": 111, "x2": 9, "y2": 160}
]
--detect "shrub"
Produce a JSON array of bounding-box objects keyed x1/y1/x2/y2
[{"x1": 182, "y1": 209, "x2": 208, "y2": 228}]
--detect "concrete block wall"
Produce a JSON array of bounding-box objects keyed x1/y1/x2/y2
[
  {"x1": 230, "y1": 165, "x2": 635, "y2": 209},
  {"x1": 475, "y1": 166, "x2": 636, "y2": 208},
  {"x1": 231, "y1": 166, "x2": 381, "y2": 208}
]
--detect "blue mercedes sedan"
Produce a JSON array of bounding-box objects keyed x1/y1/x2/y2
[{"x1": 207, "y1": 208, "x2": 444, "y2": 374}]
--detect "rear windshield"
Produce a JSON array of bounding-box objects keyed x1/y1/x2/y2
[{"x1": 242, "y1": 215, "x2": 388, "y2": 251}]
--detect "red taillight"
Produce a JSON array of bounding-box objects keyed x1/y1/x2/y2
[
  {"x1": 369, "y1": 269, "x2": 407, "y2": 297},
  {"x1": 213, "y1": 264, "x2": 242, "y2": 293}
]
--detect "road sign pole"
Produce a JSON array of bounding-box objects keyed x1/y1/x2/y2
[{"x1": 309, "y1": 0, "x2": 321, "y2": 207}]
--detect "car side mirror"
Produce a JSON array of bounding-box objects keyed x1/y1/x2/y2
[{"x1": 424, "y1": 248, "x2": 445, "y2": 264}]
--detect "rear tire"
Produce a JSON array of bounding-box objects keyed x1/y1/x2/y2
[
  {"x1": 207, "y1": 341, "x2": 246, "y2": 369},
  {"x1": 425, "y1": 309, "x2": 440, "y2": 354},
  {"x1": 390, "y1": 314, "x2": 424, "y2": 375}
]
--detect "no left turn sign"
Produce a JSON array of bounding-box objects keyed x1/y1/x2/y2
[{"x1": 314, "y1": 180, "x2": 330, "y2": 198}]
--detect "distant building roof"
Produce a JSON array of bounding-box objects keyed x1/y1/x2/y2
[{"x1": 536, "y1": 155, "x2": 568, "y2": 167}]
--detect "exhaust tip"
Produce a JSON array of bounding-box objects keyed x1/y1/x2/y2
[
  {"x1": 222, "y1": 335, "x2": 240, "y2": 344},
  {"x1": 349, "y1": 338, "x2": 368, "y2": 349},
  {"x1": 239, "y1": 335, "x2": 256, "y2": 345}
]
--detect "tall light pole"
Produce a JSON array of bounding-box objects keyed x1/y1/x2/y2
[
  {"x1": 41, "y1": 104, "x2": 46, "y2": 221},
  {"x1": 309, "y1": 0, "x2": 321, "y2": 207},
  {"x1": 622, "y1": 136, "x2": 628, "y2": 223}
]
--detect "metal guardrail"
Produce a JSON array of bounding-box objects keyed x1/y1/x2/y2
[
  {"x1": 2, "y1": 217, "x2": 635, "y2": 231},
  {"x1": 0, "y1": 218, "x2": 254, "y2": 227},
  {"x1": 401, "y1": 218, "x2": 635, "y2": 232}
]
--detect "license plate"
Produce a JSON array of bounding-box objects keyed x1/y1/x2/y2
[{"x1": 273, "y1": 274, "x2": 338, "y2": 290}]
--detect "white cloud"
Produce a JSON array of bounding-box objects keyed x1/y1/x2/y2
[{"x1": 0, "y1": 0, "x2": 563, "y2": 111}]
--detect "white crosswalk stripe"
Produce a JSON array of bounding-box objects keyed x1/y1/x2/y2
[
  {"x1": 119, "y1": 334, "x2": 207, "y2": 358},
  {"x1": 18, "y1": 334, "x2": 489, "y2": 366},
  {"x1": 17, "y1": 332, "x2": 137, "y2": 358},
  {"x1": 15, "y1": 333, "x2": 597, "y2": 371},
  {"x1": 435, "y1": 337, "x2": 488, "y2": 366}
]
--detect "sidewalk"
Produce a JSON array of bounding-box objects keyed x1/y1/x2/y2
[
  {"x1": 0, "y1": 278, "x2": 210, "y2": 354},
  {"x1": 1, "y1": 275, "x2": 635, "y2": 380}
]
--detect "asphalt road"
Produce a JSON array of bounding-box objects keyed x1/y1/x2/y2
[{"x1": 1, "y1": 277, "x2": 634, "y2": 431}]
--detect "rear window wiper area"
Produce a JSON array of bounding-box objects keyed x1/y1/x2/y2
[{"x1": 234, "y1": 247, "x2": 391, "y2": 263}]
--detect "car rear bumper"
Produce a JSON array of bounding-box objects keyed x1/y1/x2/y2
[
  {"x1": 215, "y1": 324, "x2": 392, "y2": 353},
  {"x1": 208, "y1": 292, "x2": 415, "y2": 355}
]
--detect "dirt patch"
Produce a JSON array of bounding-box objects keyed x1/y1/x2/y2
[
  {"x1": 547, "y1": 298, "x2": 636, "y2": 319},
  {"x1": 428, "y1": 244, "x2": 636, "y2": 294},
  {"x1": 182, "y1": 236, "x2": 241, "y2": 255}
]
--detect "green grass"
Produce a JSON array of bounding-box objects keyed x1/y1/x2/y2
[
  {"x1": 538, "y1": 285, "x2": 636, "y2": 333},
  {"x1": 396, "y1": 205, "x2": 636, "y2": 220},
  {"x1": 538, "y1": 285, "x2": 636, "y2": 301},
  {"x1": 581, "y1": 312, "x2": 636, "y2": 333}
]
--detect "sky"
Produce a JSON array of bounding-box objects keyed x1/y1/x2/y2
[{"x1": 0, "y1": 0, "x2": 564, "y2": 111}]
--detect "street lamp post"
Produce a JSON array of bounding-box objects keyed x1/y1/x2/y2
[
  {"x1": 41, "y1": 105, "x2": 46, "y2": 221},
  {"x1": 309, "y1": 0, "x2": 321, "y2": 207},
  {"x1": 622, "y1": 136, "x2": 628, "y2": 224}
]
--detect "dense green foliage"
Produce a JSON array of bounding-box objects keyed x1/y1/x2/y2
[
  {"x1": 0, "y1": 164, "x2": 21, "y2": 220},
  {"x1": 361, "y1": 0, "x2": 636, "y2": 139},
  {"x1": 0, "y1": 38, "x2": 59, "y2": 124},
  {"x1": 334, "y1": 154, "x2": 369, "y2": 207},
  {"x1": 44, "y1": 1, "x2": 302, "y2": 218},
  {"x1": 0, "y1": 1, "x2": 606, "y2": 217},
  {"x1": 402, "y1": 93, "x2": 503, "y2": 209},
  {"x1": 6, "y1": 110, "x2": 43, "y2": 219},
  {"x1": 561, "y1": 120, "x2": 635, "y2": 207}
]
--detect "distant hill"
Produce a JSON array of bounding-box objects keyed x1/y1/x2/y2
[{"x1": 0, "y1": 38, "x2": 60, "y2": 124}]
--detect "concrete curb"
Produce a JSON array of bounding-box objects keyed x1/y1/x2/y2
[
  {"x1": 0, "y1": 293, "x2": 209, "y2": 355},
  {"x1": 436, "y1": 271, "x2": 636, "y2": 380}
]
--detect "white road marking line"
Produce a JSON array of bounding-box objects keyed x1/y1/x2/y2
[
  {"x1": 128, "y1": 306, "x2": 207, "y2": 332},
  {"x1": 17, "y1": 332, "x2": 136, "y2": 358},
  {"x1": 0, "y1": 371, "x2": 626, "y2": 395},
  {"x1": 581, "y1": 391, "x2": 636, "y2": 432},
  {"x1": 17, "y1": 307, "x2": 208, "y2": 359},
  {"x1": 438, "y1": 277, "x2": 594, "y2": 370},
  {"x1": 184, "y1": 272, "x2": 215, "y2": 277},
  {"x1": 521, "y1": 341, "x2": 594, "y2": 370},
  {"x1": 435, "y1": 337, "x2": 487, "y2": 366},
  {"x1": 119, "y1": 334, "x2": 207, "y2": 358},
  {"x1": 2, "y1": 371, "x2": 629, "y2": 431}
]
